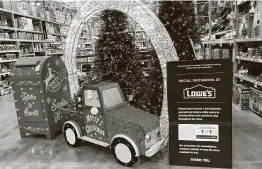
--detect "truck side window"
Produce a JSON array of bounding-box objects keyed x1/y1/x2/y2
[{"x1": 84, "y1": 90, "x2": 101, "y2": 108}]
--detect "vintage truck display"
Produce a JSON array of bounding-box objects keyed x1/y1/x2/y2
[{"x1": 60, "y1": 82, "x2": 167, "y2": 166}]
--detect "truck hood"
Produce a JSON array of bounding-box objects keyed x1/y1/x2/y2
[{"x1": 108, "y1": 104, "x2": 159, "y2": 133}]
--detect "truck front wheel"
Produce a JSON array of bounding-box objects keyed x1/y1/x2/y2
[
  {"x1": 64, "y1": 123, "x2": 81, "y2": 147},
  {"x1": 111, "y1": 138, "x2": 140, "y2": 167}
]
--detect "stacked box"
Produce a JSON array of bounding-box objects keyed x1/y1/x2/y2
[
  {"x1": 0, "y1": 0, "x2": 12, "y2": 10},
  {"x1": 233, "y1": 84, "x2": 250, "y2": 110},
  {"x1": 249, "y1": 88, "x2": 262, "y2": 117}
]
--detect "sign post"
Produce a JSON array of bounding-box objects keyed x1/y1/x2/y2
[{"x1": 167, "y1": 60, "x2": 232, "y2": 168}]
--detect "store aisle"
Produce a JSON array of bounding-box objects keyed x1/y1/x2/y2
[
  {"x1": 232, "y1": 104, "x2": 262, "y2": 169},
  {"x1": 1, "y1": 94, "x2": 262, "y2": 169}
]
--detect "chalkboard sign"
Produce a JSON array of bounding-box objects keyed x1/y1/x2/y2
[{"x1": 167, "y1": 59, "x2": 232, "y2": 168}]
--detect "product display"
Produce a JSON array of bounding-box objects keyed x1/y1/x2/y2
[
  {"x1": 249, "y1": 87, "x2": 262, "y2": 117},
  {"x1": 232, "y1": 84, "x2": 250, "y2": 110}
]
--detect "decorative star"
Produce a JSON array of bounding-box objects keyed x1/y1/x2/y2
[
  {"x1": 46, "y1": 97, "x2": 51, "y2": 104},
  {"x1": 63, "y1": 85, "x2": 68, "y2": 92}
]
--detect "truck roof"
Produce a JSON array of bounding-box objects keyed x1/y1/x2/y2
[{"x1": 84, "y1": 81, "x2": 118, "y2": 90}]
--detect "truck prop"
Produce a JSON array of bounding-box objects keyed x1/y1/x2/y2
[{"x1": 60, "y1": 82, "x2": 167, "y2": 166}]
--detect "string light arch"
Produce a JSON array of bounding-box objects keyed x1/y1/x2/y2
[{"x1": 64, "y1": 0, "x2": 178, "y2": 138}]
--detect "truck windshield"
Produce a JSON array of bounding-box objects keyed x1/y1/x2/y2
[{"x1": 102, "y1": 87, "x2": 123, "y2": 108}]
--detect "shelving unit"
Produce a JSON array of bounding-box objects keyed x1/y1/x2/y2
[
  {"x1": 0, "y1": 0, "x2": 76, "y2": 87},
  {"x1": 199, "y1": 1, "x2": 237, "y2": 60}
]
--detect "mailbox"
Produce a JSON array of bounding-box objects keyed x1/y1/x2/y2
[{"x1": 10, "y1": 56, "x2": 71, "y2": 140}]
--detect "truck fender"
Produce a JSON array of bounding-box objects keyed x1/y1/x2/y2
[
  {"x1": 110, "y1": 134, "x2": 139, "y2": 157},
  {"x1": 63, "y1": 121, "x2": 82, "y2": 138}
]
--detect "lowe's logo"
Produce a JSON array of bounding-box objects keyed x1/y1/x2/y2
[{"x1": 183, "y1": 84, "x2": 216, "y2": 99}]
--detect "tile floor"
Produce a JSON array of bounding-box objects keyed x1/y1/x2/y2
[{"x1": 0, "y1": 94, "x2": 262, "y2": 169}]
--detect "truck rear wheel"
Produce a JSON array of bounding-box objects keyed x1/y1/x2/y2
[
  {"x1": 64, "y1": 124, "x2": 81, "y2": 147},
  {"x1": 111, "y1": 137, "x2": 140, "y2": 167}
]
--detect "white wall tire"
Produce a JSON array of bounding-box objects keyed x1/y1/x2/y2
[
  {"x1": 66, "y1": 128, "x2": 76, "y2": 145},
  {"x1": 111, "y1": 138, "x2": 140, "y2": 167},
  {"x1": 64, "y1": 123, "x2": 81, "y2": 147}
]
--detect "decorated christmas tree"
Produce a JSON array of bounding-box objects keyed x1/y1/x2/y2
[
  {"x1": 85, "y1": 10, "x2": 163, "y2": 116},
  {"x1": 86, "y1": 10, "x2": 144, "y2": 107},
  {"x1": 159, "y1": 1, "x2": 199, "y2": 60}
]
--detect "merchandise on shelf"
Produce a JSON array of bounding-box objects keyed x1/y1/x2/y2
[
  {"x1": 0, "y1": 0, "x2": 12, "y2": 10},
  {"x1": 45, "y1": 43, "x2": 62, "y2": 54},
  {"x1": 20, "y1": 42, "x2": 33, "y2": 55},
  {"x1": 0, "y1": 53, "x2": 17, "y2": 61},
  {"x1": 249, "y1": 87, "x2": 262, "y2": 117},
  {"x1": 232, "y1": 84, "x2": 250, "y2": 110},
  {"x1": 33, "y1": 43, "x2": 44, "y2": 52},
  {"x1": 0, "y1": 44, "x2": 18, "y2": 51}
]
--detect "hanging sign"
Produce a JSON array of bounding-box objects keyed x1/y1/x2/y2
[{"x1": 167, "y1": 59, "x2": 232, "y2": 168}]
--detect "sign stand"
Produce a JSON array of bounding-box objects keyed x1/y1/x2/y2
[{"x1": 167, "y1": 59, "x2": 232, "y2": 168}]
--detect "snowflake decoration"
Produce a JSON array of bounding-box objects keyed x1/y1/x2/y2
[
  {"x1": 63, "y1": 85, "x2": 68, "y2": 92},
  {"x1": 46, "y1": 97, "x2": 51, "y2": 104},
  {"x1": 55, "y1": 60, "x2": 60, "y2": 66}
]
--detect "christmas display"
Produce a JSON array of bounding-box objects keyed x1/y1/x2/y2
[
  {"x1": 85, "y1": 10, "x2": 163, "y2": 117},
  {"x1": 10, "y1": 56, "x2": 71, "y2": 140},
  {"x1": 60, "y1": 82, "x2": 167, "y2": 167},
  {"x1": 64, "y1": 0, "x2": 178, "y2": 139}
]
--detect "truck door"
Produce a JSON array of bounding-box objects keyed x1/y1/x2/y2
[{"x1": 83, "y1": 88, "x2": 107, "y2": 143}]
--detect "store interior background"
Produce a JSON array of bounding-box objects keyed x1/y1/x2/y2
[{"x1": 1, "y1": 0, "x2": 262, "y2": 168}]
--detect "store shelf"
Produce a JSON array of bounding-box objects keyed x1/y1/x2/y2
[
  {"x1": 47, "y1": 32, "x2": 63, "y2": 36},
  {"x1": 0, "y1": 8, "x2": 41, "y2": 20},
  {"x1": 21, "y1": 53, "x2": 34, "y2": 57},
  {"x1": 78, "y1": 48, "x2": 93, "y2": 50},
  {"x1": 16, "y1": 28, "x2": 42, "y2": 34},
  {"x1": 235, "y1": 56, "x2": 262, "y2": 63},
  {"x1": 0, "y1": 26, "x2": 16, "y2": 31},
  {"x1": 79, "y1": 42, "x2": 92, "y2": 45},
  {"x1": 47, "y1": 53, "x2": 63, "y2": 55},
  {"x1": 14, "y1": 12, "x2": 41, "y2": 20},
  {"x1": 44, "y1": 40, "x2": 62, "y2": 44},
  {"x1": 0, "y1": 38, "x2": 17, "y2": 42},
  {"x1": 235, "y1": 74, "x2": 262, "y2": 87},
  {"x1": 34, "y1": 51, "x2": 45, "y2": 53},
  {"x1": 0, "y1": 59, "x2": 18, "y2": 63},
  {"x1": 43, "y1": 20, "x2": 61, "y2": 25},
  {"x1": 17, "y1": 39, "x2": 44, "y2": 43},
  {"x1": 0, "y1": 72, "x2": 10, "y2": 76},
  {"x1": 203, "y1": 39, "x2": 234, "y2": 45},
  {"x1": 235, "y1": 38, "x2": 262, "y2": 43},
  {"x1": 213, "y1": 30, "x2": 235, "y2": 36},
  {"x1": 0, "y1": 50, "x2": 19, "y2": 53}
]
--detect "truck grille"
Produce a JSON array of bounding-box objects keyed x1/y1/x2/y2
[{"x1": 145, "y1": 128, "x2": 160, "y2": 149}]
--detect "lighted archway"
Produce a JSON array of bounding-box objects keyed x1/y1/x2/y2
[{"x1": 64, "y1": 0, "x2": 178, "y2": 138}]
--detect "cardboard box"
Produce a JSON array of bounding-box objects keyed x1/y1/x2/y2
[
  {"x1": 10, "y1": 0, "x2": 21, "y2": 12},
  {"x1": 0, "y1": 0, "x2": 12, "y2": 10},
  {"x1": 233, "y1": 84, "x2": 250, "y2": 110},
  {"x1": 249, "y1": 87, "x2": 262, "y2": 117}
]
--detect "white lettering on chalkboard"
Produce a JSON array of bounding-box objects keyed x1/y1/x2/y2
[
  {"x1": 85, "y1": 125, "x2": 105, "y2": 136},
  {"x1": 21, "y1": 92, "x2": 36, "y2": 101},
  {"x1": 51, "y1": 99, "x2": 68, "y2": 112},
  {"x1": 24, "y1": 107, "x2": 39, "y2": 116}
]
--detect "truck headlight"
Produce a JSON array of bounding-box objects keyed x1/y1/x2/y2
[{"x1": 145, "y1": 134, "x2": 151, "y2": 143}]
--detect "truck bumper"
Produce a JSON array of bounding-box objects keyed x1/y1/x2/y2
[{"x1": 144, "y1": 138, "x2": 166, "y2": 157}]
